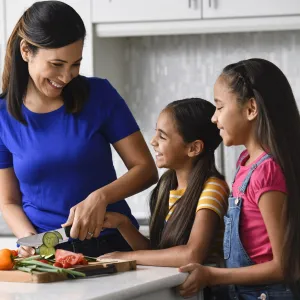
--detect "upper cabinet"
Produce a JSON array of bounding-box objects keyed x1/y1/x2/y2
[
  {"x1": 92, "y1": 0, "x2": 201, "y2": 23},
  {"x1": 5, "y1": 0, "x2": 35, "y2": 40},
  {"x1": 94, "y1": 0, "x2": 300, "y2": 37},
  {"x1": 203, "y1": 0, "x2": 300, "y2": 18}
]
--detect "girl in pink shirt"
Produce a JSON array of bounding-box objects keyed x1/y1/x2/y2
[{"x1": 178, "y1": 58, "x2": 300, "y2": 299}]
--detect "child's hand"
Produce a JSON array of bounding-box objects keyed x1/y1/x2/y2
[
  {"x1": 97, "y1": 251, "x2": 132, "y2": 261},
  {"x1": 177, "y1": 263, "x2": 210, "y2": 298},
  {"x1": 103, "y1": 212, "x2": 128, "y2": 229},
  {"x1": 97, "y1": 251, "x2": 122, "y2": 260},
  {"x1": 18, "y1": 232, "x2": 37, "y2": 258}
]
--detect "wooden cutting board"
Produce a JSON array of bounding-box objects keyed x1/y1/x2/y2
[{"x1": 0, "y1": 259, "x2": 136, "y2": 283}]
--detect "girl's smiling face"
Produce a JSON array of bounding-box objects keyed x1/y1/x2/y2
[
  {"x1": 212, "y1": 76, "x2": 253, "y2": 147},
  {"x1": 150, "y1": 110, "x2": 190, "y2": 170}
]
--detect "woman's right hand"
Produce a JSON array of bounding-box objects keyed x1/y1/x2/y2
[
  {"x1": 18, "y1": 232, "x2": 37, "y2": 258},
  {"x1": 103, "y1": 212, "x2": 129, "y2": 230}
]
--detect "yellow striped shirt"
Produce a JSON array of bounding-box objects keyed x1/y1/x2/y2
[{"x1": 165, "y1": 177, "x2": 229, "y2": 262}]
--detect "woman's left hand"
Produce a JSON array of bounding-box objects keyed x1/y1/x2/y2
[
  {"x1": 61, "y1": 191, "x2": 107, "y2": 240},
  {"x1": 97, "y1": 251, "x2": 132, "y2": 261}
]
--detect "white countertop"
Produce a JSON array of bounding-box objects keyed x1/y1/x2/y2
[
  {"x1": 0, "y1": 237, "x2": 201, "y2": 300},
  {"x1": 0, "y1": 265, "x2": 188, "y2": 300}
]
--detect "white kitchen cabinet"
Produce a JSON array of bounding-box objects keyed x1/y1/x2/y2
[
  {"x1": 203, "y1": 0, "x2": 300, "y2": 19},
  {"x1": 4, "y1": 0, "x2": 94, "y2": 76},
  {"x1": 92, "y1": 0, "x2": 201, "y2": 23},
  {"x1": 94, "y1": 0, "x2": 300, "y2": 37},
  {"x1": 0, "y1": 0, "x2": 5, "y2": 88},
  {"x1": 4, "y1": 0, "x2": 35, "y2": 43}
]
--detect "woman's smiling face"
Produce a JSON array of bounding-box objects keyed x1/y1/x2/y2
[{"x1": 21, "y1": 39, "x2": 83, "y2": 99}]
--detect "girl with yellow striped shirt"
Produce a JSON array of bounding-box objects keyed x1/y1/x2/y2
[{"x1": 99, "y1": 98, "x2": 229, "y2": 269}]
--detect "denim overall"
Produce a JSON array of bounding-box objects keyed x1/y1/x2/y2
[{"x1": 224, "y1": 153, "x2": 294, "y2": 300}]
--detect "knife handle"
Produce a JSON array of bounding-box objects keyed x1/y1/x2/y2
[
  {"x1": 64, "y1": 225, "x2": 72, "y2": 237},
  {"x1": 78, "y1": 265, "x2": 117, "y2": 278}
]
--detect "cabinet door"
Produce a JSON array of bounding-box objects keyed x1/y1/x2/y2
[
  {"x1": 203, "y1": 0, "x2": 300, "y2": 18},
  {"x1": 4, "y1": 0, "x2": 93, "y2": 76},
  {"x1": 0, "y1": 0, "x2": 6, "y2": 88},
  {"x1": 92, "y1": 0, "x2": 201, "y2": 23},
  {"x1": 4, "y1": 0, "x2": 35, "y2": 42}
]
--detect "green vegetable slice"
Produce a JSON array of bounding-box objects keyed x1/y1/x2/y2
[
  {"x1": 37, "y1": 245, "x2": 56, "y2": 256},
  {"x1": 42, "y1": 232, "x2": 59, "y2": 247},
  {"x1": 53, "y1": 230, "x2": 63, "y2": 241}
]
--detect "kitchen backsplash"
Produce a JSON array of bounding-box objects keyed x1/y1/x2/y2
[
  {"x1": 112, "y1": 30, "x2": 300, "y2": 218},
  {"x1": 0, "y1": 30, "x2": 300, "y2": 233}
]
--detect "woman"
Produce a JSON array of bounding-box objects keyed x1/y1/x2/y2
[{"x1": 0, "y1": 1, "x2": 158, "y2": 257}]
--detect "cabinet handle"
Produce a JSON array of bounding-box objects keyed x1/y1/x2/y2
[
  {"x1": 208, "y1": 0, "x2": 218, "y2": 8},
  {"x1": 193, "y1": 0, "x2": 198, "y2": 10},
  {"x1": 189, "y1": 0, "x2": 198, "y2": 9}
]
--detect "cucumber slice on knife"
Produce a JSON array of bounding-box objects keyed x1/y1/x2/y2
[
  {"x1": 42, "y1": 232, "x2": 59, "y2": 248},
  {"x1": 53, "y1": 230, "x2": 63, "y2": 241}
]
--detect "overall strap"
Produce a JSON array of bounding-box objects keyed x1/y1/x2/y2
[
  {"x1": 232, "y1": 152, "x2": 249, "y2": 185},
  {"x1": 239, "y1": 154, "x2": 271, "y2": 194}
]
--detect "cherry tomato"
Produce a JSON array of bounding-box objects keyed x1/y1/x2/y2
[{"x1": 10, "y1": 250, "x2": 18, "y2": 257}]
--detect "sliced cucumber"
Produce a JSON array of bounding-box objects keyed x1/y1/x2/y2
[
  {"x1": 44, "y1": 254, "x2": 54, "y2": 260},
  {"x1": 42, "y1": 232, "x2": 59, "y2": 248},
  {"x1": 37, "y1": 245, "x2": 56, "y2": 256},
  {"x1": 53, "y1": 230, "x2": 63, "y2": 241}
]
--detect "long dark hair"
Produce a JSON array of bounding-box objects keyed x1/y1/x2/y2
[
  {"x1": 149, "y1": 98, "x2": 224, "y2": 249},
  {"x1": 0, "y1": 0, "x2": 89, "y2": 124},
  {"x1": 221, "y1": 58, "x2": 300, "y2": 295}
]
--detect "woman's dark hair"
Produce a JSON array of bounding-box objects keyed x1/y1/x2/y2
[
  {"x1": 0, "y1": 0, "x2": 89, "y2": 124},
  {"x1": 221, "y1": 58, "x2": 300, "y2": 296},
  {"x1": 149, "y1": 98, "x2": 224, "y2": 249}
]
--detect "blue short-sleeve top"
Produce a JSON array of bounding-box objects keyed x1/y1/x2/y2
[{"x1": 0, "y1": 77, "x2": 139, "y2": 234}]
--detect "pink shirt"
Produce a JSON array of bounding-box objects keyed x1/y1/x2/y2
[{"x1": 232, "y1": 150, "x2": 286, "y2": 264}]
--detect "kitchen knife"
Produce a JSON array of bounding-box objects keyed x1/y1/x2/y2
[
  {"x1": 16, "y1": 225, "x2": 71, "y2": 247},
  {"x1": 77, "y1": 265, "x2": 117, "y2": 278}
]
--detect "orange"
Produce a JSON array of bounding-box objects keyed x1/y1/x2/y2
[{"x1": 0, "y1": 249, "x2": 14, "y2": 270}]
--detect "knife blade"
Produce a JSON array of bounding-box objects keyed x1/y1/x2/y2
[{"x1": 17, "y1": 225, "x2": 71, "y2": 247}]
